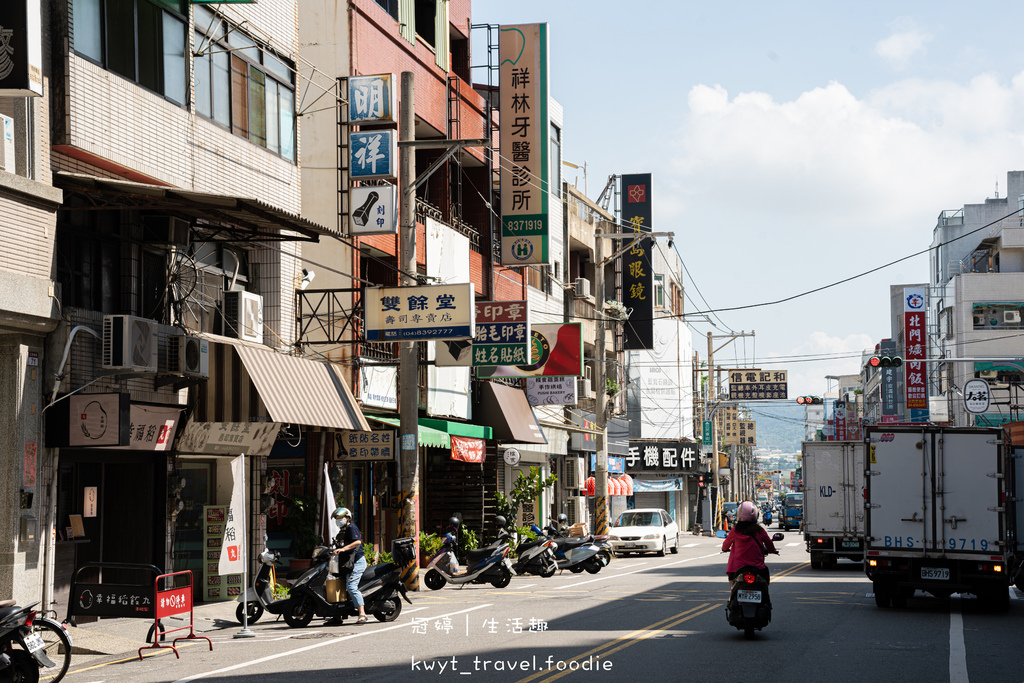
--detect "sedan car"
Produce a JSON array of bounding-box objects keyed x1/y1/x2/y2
[{"x1": 608, "y1": 509, "x2": 679, "y2": 556}]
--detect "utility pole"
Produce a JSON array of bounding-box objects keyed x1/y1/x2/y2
[
  {"x1": 398, "y1": 71, "x2": 420, "y2": 591},
  {"x1": 594, "y1": 221, "x2": 609, "y2": 535}
]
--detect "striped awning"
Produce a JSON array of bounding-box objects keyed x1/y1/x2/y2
[{"x1": 232, "y1": 344, "x2": 370, "y2": 431}]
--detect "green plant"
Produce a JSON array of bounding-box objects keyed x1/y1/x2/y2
[
  {"x1": 606, "y1": 378, "x2": 620, "y2": 396},
  {"x1": 419, "y1": 531, "x2": 444, "y2": 560},
  {"x1": 271, "y1": 582, "x2": 290, "y2": 600},
  {"x1": 365, "y1": 543, "x2": 393, "y2": 565},
  {"x1": 284, "y1": 494, "x2": 322, "y2": 559},
  {"x1": 494, "y1": 466, "x2": 557, "y2": 541},
  {"x1": 457, "y1": 525, "x2": 479, "y2": 563}
]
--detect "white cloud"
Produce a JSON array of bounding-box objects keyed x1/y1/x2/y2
[
  {"x1": 770, "y1": 332, "x2": 876, "y2": 398},
  {"x1": 876, "y1": 26, "x2": 932, "y2": 70}
]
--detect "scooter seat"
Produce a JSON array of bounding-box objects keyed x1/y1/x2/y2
[
  {"x1": 0, "y1": 600, "x2": 15, "y2": 609},
  {"x1": 359, "y1": 562, "x2": 397, "y2": 585},
  {"x1": 516, "y1": 538, "x2": 544, "y2": 553},
  {"x1": 465, "y1": 547, "x2": 495, "y2": 564},
  {"x1": 555, "y1": 537, "x2": 590, "y2": 550}
]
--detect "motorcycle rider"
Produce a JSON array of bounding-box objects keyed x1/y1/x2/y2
[
  {"x1": 330, "y1": 507, "x2": 367, "y2": 625},
  {"x1": 721, "y1": 501, "x2": 778, "y2": 600}
]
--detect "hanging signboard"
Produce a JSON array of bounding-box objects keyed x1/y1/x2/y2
[
  {"x1": 176, "y1": 421, "x2": 280, "y2": 456},
  {"x1": 0, "y1": 0, "x2": 43, "y2": 97},
  {"x1": 360, "y1": 362, "x2": 398, "y2": 410},
  {"x1": 339, "y1": 430, "x2": 396, "y2": 461},
  {"x1": 350, "y1": 129, "x2": 397, "y2": 180},
  {"x1": 525, "y1": 375, "x2": 576, "y2": 405},
  {"x1": 347, "y1": 73, "x2": 396, "y2": 124},
  {"x1": 478, "y1": 323, "x2": 583, "y2": 379},
  {"x1": 620, "y1": 173, "x2": 654, "y2": 350},
  {"x1": 364, "y1": 284, "x2": 474, "y2": 341},
  {"x1": 66, "y1": 393, "x2": 131, "y2": 447},
  {"x1": 723, "y1": 420, "x2": 756, "y2": 446},
  {"x1": 727, "y1": 369, "x2": 788, "y2": 400},
  {"x1": 436, "y1": 300, "x2": 531, "y2": 367},
  {"x1": 499, "y1": 23, "x2": 550, "y2": 266},
  {"x1": 450, "y1": 435, "x2": 485, "y2": 463},
  {"x1": 625, "y1": 442, "x2": 701, "y2": 473},
  {"x1": 350, "y1": 185, "x2": 398, "y2": 235},
  {"x1": 903, "y1": 286, "x2": 929, "y2": 420},
  {"x1": 963, "y1": 378, "x2": 991, "y2": 415}
]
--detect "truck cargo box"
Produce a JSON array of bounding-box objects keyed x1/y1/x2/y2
[{"x1": 802, "y1": 441, "x2": 865, "y2": 567}]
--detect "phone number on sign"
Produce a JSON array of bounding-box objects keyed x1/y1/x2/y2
[{"x1": 504, "y1": 220, "x2": 543, "y2": 233}]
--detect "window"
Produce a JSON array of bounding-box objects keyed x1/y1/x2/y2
[
  {"x1": 72, "y1": 0, "x2": 187, "y2": 105},
  {"x1": 550, "y1": 124, "x2": 561, "y2": 198},
  {"x1": 193, "y1": 7, "x2": 296, "y2": 161},
  {"x1": 653, "y1": 274, "x2": 665, "y2": 308},
  {"x1": 374, "y1": 0, "x2": 399, "y2": 21}
]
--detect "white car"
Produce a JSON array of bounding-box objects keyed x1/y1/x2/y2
[{"x1": 608, "y1": 508, "x2": 679, "y2": 557}]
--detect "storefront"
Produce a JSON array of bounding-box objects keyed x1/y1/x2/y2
[{"x1": 626, "y1": 440, "x2": 702, "y2": 531}]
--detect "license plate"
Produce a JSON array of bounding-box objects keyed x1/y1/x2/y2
[
  {"x1": 737, "y1": 590, "x2": 761, "y2": 604},
  {"x1": 24, "y1": 632, "x2": 44, "y2": 653},
  {"x1": 504, "y1": 558, "x2": 516, "y2": 575},
  {"x1": 841, "y1": 541, "x2": 860, "y2": 549},
  {"x1": 921, "y1": 567, "x2": 949, "y2": 580},
  {"x1": 623, "y1": 544, "x2": 639, "y2": 549}
]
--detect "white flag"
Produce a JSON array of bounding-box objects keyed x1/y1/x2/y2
[
  {"x1": 219, "y1": 455, "x2": 246, "y2": 576},
  {"x1": 324, "y1": 463, "x2": 340, "y2": 544}
]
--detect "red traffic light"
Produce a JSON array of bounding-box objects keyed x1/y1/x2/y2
[
  {"x1": 870, "y1": 356, "x2": 903, "y2": 368},
  {"x1": 869, "y1": 356, "x2": 881, "y2": 368}
]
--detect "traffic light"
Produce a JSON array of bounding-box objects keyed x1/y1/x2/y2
[
  {"x1": 796, "y1": 396, "x2": 822, "y2": 405},
  {"x1": 868, "y1": 355, "x2": 903, "y2": 368},
  {"x1": 698, "y1": 475, "x2": 705, "y2": 488}
]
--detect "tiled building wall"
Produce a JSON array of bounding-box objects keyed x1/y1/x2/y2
[{"x1": 0, "y1": 196, "x2": 56, "y2": 279}]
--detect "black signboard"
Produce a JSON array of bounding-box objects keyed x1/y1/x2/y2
[
  {"x1": 72, "y1": 583, "x2": 154, "y2": 619},
  {"x1": 625, "y1": 441, "x2": 700, "y2": 473},
  {"x1": 620, "y1": 173, "x2": 654, "y2": 350},
  {"x1": 569, "y1": 410, "x2": 597, "y2": 452},
  {"x1": 0, "y1": 0, "x2": 44, "y2": 96}
]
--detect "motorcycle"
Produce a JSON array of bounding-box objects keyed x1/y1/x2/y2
[
  {"x1": 284, "y1": 538, "x2": 415, "y2": 628},
  {"x1": 724, "y1": 532, "x2": 784, "y2": 639},
  {"x1": 0, "y1": 600, "x2": 61, "y2": 682},
  {"x1": 424, "y1": 517, "x2": 515, "y2": 590},
  {"x1": 510, "y1": 525, "x2": 558, "y2": 578},
  {"x1": 543, "y1": 523, "x2": 604, "y2": 574},
  {"x1": 235, "y1": 545, "x2": 296, "y2": 624}
]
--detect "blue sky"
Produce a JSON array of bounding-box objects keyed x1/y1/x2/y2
[{"x1": 472, "y1": 0, "x2": 1024, "y2": 397}]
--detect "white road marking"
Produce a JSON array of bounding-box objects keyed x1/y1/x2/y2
[
  {"x1": 682, "y1": 543, "x2": 700, "y2": 548},
  {"x1": 785, "y1": 542, "x2": 802, "y2": 547},
  {"x1": 171, "y1": 604, "x2": 492, "y2": 683},
  {"x1": 551, "y1": 553, "x2": 720, "y2": 590},
  {"x1": 1010, "y1": 586, "x2": 1021, "y2": 600},
  {"x1": 949, "y1": 596, "x2": 969, "y2": 683},
  {"x1": 510, "y1": 583, "x2": 536, "y2": 590}
]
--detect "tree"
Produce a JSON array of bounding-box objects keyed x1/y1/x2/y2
[{"x1": 494, "y1": 466, "x2": 557, "y2": 536}]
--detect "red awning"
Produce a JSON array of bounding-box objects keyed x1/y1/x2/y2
[
  {"x1": 621, "y1": 474, "x2": 634, "y2": 496},
  {"x1": 585, "y1": 476, "x2": 595, "y2": 496},
  {"x1": 610, "y1": 478, "x2": 621, "y2": 496}
]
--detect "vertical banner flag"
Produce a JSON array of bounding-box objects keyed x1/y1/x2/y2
[
  {"x1": 620, "y1": 173, "x2": 654, "y2": 349},
  {"x1": 500, "y1": 24, "x2": 550, "y2": 266},
  {"x1": 323, "y1": 463, "x2": 340, "y2": 544},
  {"x1": 219, "y1": 455, "x2": 246, "y2": 576},
  {"x1": 903, "y1": 286, "x2": 929, "y2": 421}
]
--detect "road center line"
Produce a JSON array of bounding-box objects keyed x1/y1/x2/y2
[
  {"x1": 170, "y1": 603, "x2": 492, "y2": 683},
  {"x1": 949, "y1": 596, "x2": 969, "y2": 683},
  {"x1": 552, "y1": 553, "x2": 720, "y2": 590}
]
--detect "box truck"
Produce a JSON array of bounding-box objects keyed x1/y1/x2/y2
[
  {"x1": 802, "y1": 441, "x2": 865, "y2": 568},
  {"x1": 864, "y1": 426, "x2": 1012, "y2": 610}
]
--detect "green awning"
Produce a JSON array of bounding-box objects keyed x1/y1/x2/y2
[
  {"x1": 973, "y1": 362, "x2": 1024, "y2": 373},
  {"x1": 365, "y1": 416, "x2": 492, "y2": 448}
]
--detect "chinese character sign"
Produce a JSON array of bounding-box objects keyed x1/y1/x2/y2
[
  {"x1": 218, "y1": 456, "x2": 246, "y2": 576},
  {"x1": 435, "y1": 301, "x2": 531, "y2": 367},
  {"x1": 620, "y1": 173, "x2": 653, "y2": 350},
  {"x1": 727, "y1": 369, "x2": 788, "y2": 401},
  {"x1": 347, "y1": 73, "x2": 396, "y2": 124},
  {"x1": 340, "y1": 430, "x2": 396, "y2": 461},
  {"x1": 364, "y1": 284, "x2": 474, "y2": 341},
  {"x1": 350, "y1": 129, "x2": 397, "y2": 180},
  {"x1": 350, "y1": 185, "x2": 397, "y2": 235},
  {"x1": 625, "y1": 442, "x2": 700, "y2": 473},
  {"x1": 0, "y1": 0, "x2": 44, "y2": 97},
  {"x1": 723, "y1": 420, "x2": 756, "y2": 446},
  {"x1": 499, "y1": 24, "x2": 550, "y2": 266},
  {"x1": 903, "y1": 287, "x2": 929, "y2": 416},
  {"x1": 478, "y1": 323, "x2": 583, "y2": 379}
]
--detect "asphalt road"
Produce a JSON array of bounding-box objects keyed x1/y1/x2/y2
[{"x1": 64, "y1": 530, "x2": 1023, "y2": 683}]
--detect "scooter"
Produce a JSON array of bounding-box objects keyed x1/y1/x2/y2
[
  {"x1": 548, "y1": 515, "x2": 612, "y2": 568},
  {"x1": 284, "y1": 538, "x2": 415, "y2": 628},
  {"x1": 543, "y1": 523, "x2": 604, "y2": 574},
  {"x1": 235, "y1": 546, "x2": 296, "y2": 624},
  {"x1": 423, "y1": 518, "x2": 515, "y2": 590},
  {"x1": 724, "y1": 532, "x2": 784, "y2": 639},
  {"x1": 0, "y1": 600, "x2": 60, "y2": 682},
  {"x1": 510, "y1": 525, "x2": 558, "y2": 578}
]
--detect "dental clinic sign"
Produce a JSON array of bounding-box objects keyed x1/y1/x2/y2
[
  {"x1": 364, "y1": 284, "x2": 474, "y2": 341},
  {"x1": 499, "y1": 24, "x2": 550, "y2": 266}
]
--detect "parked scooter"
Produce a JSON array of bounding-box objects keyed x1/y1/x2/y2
[
  {"x1": 547, "y1": 515, "x2": 612, "y2": 569},
  {"x1": 284, "y1": 538, "x2": 415, "y2": 628},
  {"x1": 0, "y1": 600, "x2": 61, "y2": 682},
  {"x1": 542, "y1": 522, "x2": 604, "y2": 574},
  {"x1": 510, "y1": 525, "x2": 558, "y2": 578},
  {"x1": 423, "y1": 517, "x2": 515, "y2": 590},
  {"x1": 724, "y1": 532, "x2": 784, "y2": 639},
  {"x1": 235, "y1": 545, "x2": 295, "y2": 624}
]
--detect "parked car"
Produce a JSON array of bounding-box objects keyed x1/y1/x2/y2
[{"x1": 608, "y1": 509, "x2": 680, "y2": 557}]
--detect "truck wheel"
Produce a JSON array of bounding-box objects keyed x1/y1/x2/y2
[
  {"x1": 979, "y1": 588, "x2": 1010, "y2": 613},
  {"x1": 873, "y1": 583, "x2": 892, "y2": 608},
  {"x1": 810, "y1": 559, "x2": 822, "y2": 570},
  {"x1": 891, "y1": 589, "x2": 911, "y2": 609}
]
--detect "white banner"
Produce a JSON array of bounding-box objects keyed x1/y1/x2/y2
[
  {"x1": 323, "y1": 463, "x2": 340, "y2": 544},
  {"x1": 218, "y1": 455, "x2": 246, "y2": 576}
]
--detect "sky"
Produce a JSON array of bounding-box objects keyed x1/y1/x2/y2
[{"x1": 470, "y1": 0, "x2": 1024, "y2": 398}]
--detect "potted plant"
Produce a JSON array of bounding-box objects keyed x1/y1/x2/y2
[
  {"x1": 418, "y1": 531, "x2": 444, "y2": 567},
  {"x1": 284, "y1": 493, "x2": 322, "y2": 571}
]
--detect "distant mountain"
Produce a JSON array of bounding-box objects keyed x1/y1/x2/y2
[{"x1": 744, "y1": 402, "x2": 808, "y2": 453}]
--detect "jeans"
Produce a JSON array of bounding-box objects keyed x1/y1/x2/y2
[{"x1": 346, "y1": 556, "x2": 367, "y2": 608}]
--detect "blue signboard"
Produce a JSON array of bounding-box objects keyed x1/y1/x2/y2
[
  {"x1": 590, "y1": 454, "x2": 625, "y2": 474},
  {"x1": 348, "y1": 74, "x2": 396, "y2": 124},
  {"x1": 350, "y1": 130, "x2": 397, "y2": 180}
]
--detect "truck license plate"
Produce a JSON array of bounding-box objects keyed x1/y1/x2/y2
[
  {"x1": 737, "y1": 590, "x2": 761, "y2": 604},
  {"x1": 921, "y1": 567, "x2": 949, "y2": 580},
  {"x1": 841, "y1": 541, "x2": 860, "y2": 549},
  {"x1": 23, "y1": 632, "x2": 44, "y2": 653}
]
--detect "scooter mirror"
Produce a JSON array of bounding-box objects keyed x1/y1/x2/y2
[{"x1": 715, "y1": 530, "x2": 728, "y2": 538}]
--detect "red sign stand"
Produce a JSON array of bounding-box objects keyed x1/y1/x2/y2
[{"x1": 138, "y1": 570, "x2": 212, "y2": 661}]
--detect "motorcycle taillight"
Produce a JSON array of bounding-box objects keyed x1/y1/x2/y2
[
  {"x1": 25, "y1": 610, "x2": 36, "y2": 627},
  {"x1": 743, "y1": 573, "x2": 756, "y2": 584}
]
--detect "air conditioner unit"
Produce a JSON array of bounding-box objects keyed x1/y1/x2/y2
[
  {"x1": 224, "y1": 291, "x2": 263, "y2": 343},
  {"x1": 0, "y1": 114, "x2": 14, "y2": 173},
  {"x1": 1003, "y1": 310, "x2": 1021, "y2": 324},
  {"x1": 972, "y1": 314, "x2": 985, "y2": 327},
  {"x1": 167, "y1": 335, "x2": 209, "y2": 378},
  {"x1": 561, "y1": 456, "x2": 583, "y2": 490},
  {"x1": 102, "y1": 315, "x2": 159, "y2": 372},
  {"x1": 142, "y1": 215, "x2": 190, "y2": 246},
  {"x1": 565, "y1": 496, "x2": 587, "y2": 526},
  {"x1": 979, "y1": 370, "x2": 998, "y2": 379},
  {"x1": 573, "y1": 277, "x2": 591, "y2": 298}
]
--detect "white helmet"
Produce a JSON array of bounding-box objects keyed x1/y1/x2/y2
[{"x1": 332, "y1": 507, "x2": 352, "y2": 527}]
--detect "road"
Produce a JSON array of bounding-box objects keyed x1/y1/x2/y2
[{"x1": 64, "y1": 531, "x2": 1023, "y2": 683}]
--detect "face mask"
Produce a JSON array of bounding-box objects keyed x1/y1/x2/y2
[{"x1": 337, "y1": 517, "x2": 350, "y2": 528}]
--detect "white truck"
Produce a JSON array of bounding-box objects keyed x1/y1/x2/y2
[
  {"x1": 864, "y1": 426, "x2": 1012, "y2": 610},
  {"x1": 801, "y1": 441, "x2": 865, "y2": 569}
]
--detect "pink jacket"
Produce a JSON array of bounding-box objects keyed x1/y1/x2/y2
[{"x1": 722, "y1": 526, "x2": 776, "y2": 574}]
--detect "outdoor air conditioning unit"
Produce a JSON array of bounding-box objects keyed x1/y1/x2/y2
[
  {"x1": 224, "y1": 291, "x2": 264, "y2": 343},
  {"x1": 573, "y1": 277, "x2": 591, "y2": 298},
  {"x1": 102, "y1": 315, "x2": 159, "y2": 372},
  {"x1": 561, "y1": 456, "x2": 583, "y2": 490},
  {"x1": 0, "y1": 114, "x2": 14, "y2": 173},
  {"x1": 1003, "y1": 310, "x2": 1021, "y2": 324},
  {"x1": 565, "y1": 496, "x2": 587, "y2": 526},
  {"x1": 167, "y1": 335, "x2": 209, "y2": 378},
  {"x1": 979, "y1": 370, "x2": 998, "y2": 379},
  {"x1": 973, "y1": 314, "x2": 985, "y2": 327}
]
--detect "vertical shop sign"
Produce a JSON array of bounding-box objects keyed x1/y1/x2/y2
[
  {"x1": 499, "y1": 23, "x2": 549, "y2": 266},
  {"x1": 218, "y1": 456, "x2": 245, "y2": 576},
  {"x1": 620, "y1": 173, "x2": 653, "y2": 349},
  {"x1": 903, "y1": 287, "x2": 929, "y2": 421},
  {"x1": 347, "y1": 73, "x2": 396, "y2": 124},
  {"x1": 22, "y1": 442, "x2": 36, "y2": 486}
]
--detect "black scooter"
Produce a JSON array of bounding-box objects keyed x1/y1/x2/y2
[
  {"x1": 284, "y1": 538, "x2": 415, "y2": 628},
  {"x1": 235, "y1": 546, "x2": 296, "y2": 624},
  {"x1": 725, "y1": 532, "x2": 784, "y2": 639},
  {"x1": 0, "y1": 600, "x2": 58, "y2": 682}
]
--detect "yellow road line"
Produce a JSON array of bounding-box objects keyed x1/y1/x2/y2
[
  {"x1": 515, "y1": 603, "x2": 714, "y2": 683},
  {"x1": 65, "y1": 641, "x2": 196, "y2": 677}
]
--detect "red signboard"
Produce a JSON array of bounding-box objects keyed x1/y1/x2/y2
[
  {"x1": 450, "y1": 436, "x2": 485, "y2": 463},
  {"x1": 903, "y1": 288, "x2": 928, "y2": 410},
  {"x1": 155, "y1": 586, "x2": 192, "y2": 619}
]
